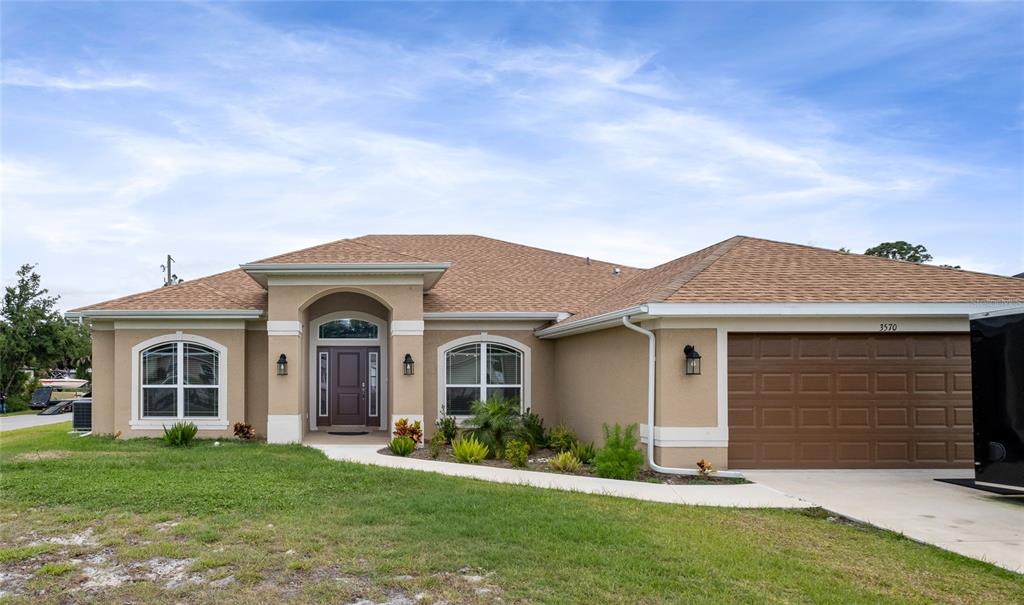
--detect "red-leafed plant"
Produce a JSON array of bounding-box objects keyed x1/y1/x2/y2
[{"x1": 393, "y1": 418, "x2": 423, "y2": 444}]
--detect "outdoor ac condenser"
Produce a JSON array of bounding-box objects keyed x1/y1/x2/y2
[
  {"x1": 970, "y1": 307, "x2": 1024, "y2": 492},
  {"x1": 72, "y1": 398, "x2": 92, "y2": 433}
]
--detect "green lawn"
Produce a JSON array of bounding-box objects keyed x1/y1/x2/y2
[{"x1": 1, "y1": 424, "x2": 1020, "y2": 604}]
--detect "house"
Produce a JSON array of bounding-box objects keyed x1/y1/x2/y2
[{"x1": 68, "y1": 235, "x2": 1024, "y2": 469}]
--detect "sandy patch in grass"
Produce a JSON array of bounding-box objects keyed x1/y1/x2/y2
[{"x1": 13, "y1": 451, "x2": 73, "y2": 462}]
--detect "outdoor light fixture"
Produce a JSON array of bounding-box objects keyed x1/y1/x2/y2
[
  {"x1": 403, "y1": 353, "x2": 415, "y2": 376},
  {"x1": 683, "y1": 345, "x2": 701, "y2": 376},
  {"x1": 276, "y1": 354, "x2": 288, "y2": 376}
]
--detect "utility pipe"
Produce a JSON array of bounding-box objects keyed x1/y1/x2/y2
[{"x1": 621, "y1": 316, "x2": 744, "y2": 479}]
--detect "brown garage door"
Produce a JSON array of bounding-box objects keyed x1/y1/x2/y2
[{"x1": 728, "y1": 333, "x2": 972, "y2": 469}]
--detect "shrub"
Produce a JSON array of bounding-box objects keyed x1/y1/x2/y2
[
  {"x1": 435, "y1": 415, "x2": 459, "y2": 444},
  {"x1": 504, "y1": 439, "x2": 529, "y2": 468},
  {"x1": 520, "y1": 409, "x2": 547, "y2": 451},
  {"x1": 547, "y1": 423, "x2": 577, "y2": 453},
  {"x1": 570, "y1": 440, "x2": 596, "y2": 464},
  {"x1": 593, "y1": 423, "x2": 644, "y2": 480},
  {"x1": 233, "y1": 422, "x2": 256, "y2": 440},
  {"x1": 388, "y1": 436, "x2": 416, "y2": 457},
  {"x1": 162, "y1": 422, "x2": 198, "y2": 447},
  {"x1": 452, "y1": 434, "x2": 489, "y2": 463},
  {"x1": 466, "y1": 398, "x2": 521, "y2": 458},
  {"x1": 393, "y1": 418, "x2": 423, "y2": 444},
  {"x1": 428, "y1": 432, "x2": 445, "y2": 459},
  {"x1": 696, "y1": 458, "x2": 715, "y2": 478},
  {"x1": 549, "y1": 451, "x2": 582, "y2": 473}
]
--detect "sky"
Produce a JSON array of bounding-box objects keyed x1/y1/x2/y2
[{"x1": 2, "y1": 1, "x2": 1023, "y2": 312}]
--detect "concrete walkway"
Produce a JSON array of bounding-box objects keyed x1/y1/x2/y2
[
  {"x1": 0, "y1": 413, "x2": 71, "y2": 432},
  {"x1": 312, "y1": 443, "x2": 809, "y2": 509},
  {"x1": 744, "y1": 469, "x2": 1024, "y2": 573}
]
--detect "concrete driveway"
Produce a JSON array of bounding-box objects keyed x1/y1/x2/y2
[
  {"x1": 744, "y1": 469, "x2": 1024, "y2": 573},
  {"x1": 0, "y1": 413, "x2": 71, "y2": 432}
]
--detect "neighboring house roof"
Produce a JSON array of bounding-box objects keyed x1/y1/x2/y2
[
  {"x1": 562, "y1": 236, "x2": 1024, "y2": 324},
  {"x1": 70, "y1": 234, "x2": 1024, "y2": 318}
]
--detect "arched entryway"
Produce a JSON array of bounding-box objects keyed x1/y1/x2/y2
[{"x1": 304, "y1": 292, "x2": 391, "y2": 432}]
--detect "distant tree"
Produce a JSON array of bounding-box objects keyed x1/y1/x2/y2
[
  {"x1": 837, "y1": 247, "x2": 851, "y2": 253},
  {"x1": 0, "y1": 264, "x2": 91, "y2": 403},
  {"x1": 864, "y1": 241, "x2": 933, "y2": 264},
  {"x1": 938, "y1": 264, "x2": 962, "y2": 270}
]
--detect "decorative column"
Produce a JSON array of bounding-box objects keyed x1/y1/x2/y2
[
  {"x1": 390, "y1": 320, "x2": 425, "y2": 431},
  {"x1": 266, "y1": 320, "x2": 304, "y2": 443}
]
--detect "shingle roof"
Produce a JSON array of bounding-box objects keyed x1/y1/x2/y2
[
  {"x1": 72, "y1": 269, "x2": 266, "y2": 312},
  {"x1": 72, "y1": 234, "x2": 1024, "y2": 317},
  {"x1": 351, "y1": 235, "x2": 640, "y2": 313},
  {"x1": 561, "y1": 236, "x2": 1024, "y2": 324}
]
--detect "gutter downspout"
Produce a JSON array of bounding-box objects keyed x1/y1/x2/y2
[{"x1": 621, "y1": 316, "x2": 744, "y2": 478}]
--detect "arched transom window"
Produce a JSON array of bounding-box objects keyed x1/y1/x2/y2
[
  {"x1": 140, "y1": 341, "x2": 221, "y2": 418},
  {"x1": 443, "y1": 342, "x2": 523, "y2": 416},
  {"x1": 318, "y1": 318, "x2": 379, "y2": 340}
]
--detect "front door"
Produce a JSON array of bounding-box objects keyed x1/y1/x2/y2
[{"x1": 316, "y1": 346, "x2": 380, "y2": 427}]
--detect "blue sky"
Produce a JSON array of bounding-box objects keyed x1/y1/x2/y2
[{"x1": 2, "y1": 1, "x2": 1022, "y2": 311}]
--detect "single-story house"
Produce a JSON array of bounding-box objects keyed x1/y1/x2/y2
[{"x1": 68, "y1": 235, "x2": 1024, "y2": 469}]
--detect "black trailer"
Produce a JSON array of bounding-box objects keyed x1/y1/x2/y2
[{"x1": 970, "y1": 307, "x2": 1024, "y2": 493}]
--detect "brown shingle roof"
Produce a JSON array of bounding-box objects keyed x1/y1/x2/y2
[
  {"x1": 71, "y1": 269, "x2": 266, "y2": 312},
  {"x1": 561, "y1": 236, "x2": 1024, "y2": 324},
  {"x1": 73, "y1": 234, "x2": 1024, "y2": 317},
  {"x1": 351, "y1": 235, "x2": 641, "y2": 313}
]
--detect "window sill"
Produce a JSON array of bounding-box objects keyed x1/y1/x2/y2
[{"x1": 130, "y1": 419, "x2": 228, "y2": 430}]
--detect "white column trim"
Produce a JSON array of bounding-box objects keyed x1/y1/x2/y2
[
  {"x1": 267, "y1": 320, "x2": 303, "y2": 336},
  {"x1": 391, "y1": 320, "x2": 424, "y2": 336},
  {"x1": 267, "y1": 414, "x2": 303, "y2": 444}
]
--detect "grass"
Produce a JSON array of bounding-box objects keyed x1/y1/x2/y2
[
  {"x1": 1, "y1": 423, "x2": 1021, "y2": 604},
  {"x1": 0, "y1": 409, "x2": 38, "y2": 417}
]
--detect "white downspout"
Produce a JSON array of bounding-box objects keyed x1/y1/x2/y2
[{"x1": 622, "y1": 315, "x2": 744, "y2": 478}]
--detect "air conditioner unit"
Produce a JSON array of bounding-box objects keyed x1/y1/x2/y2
[{"x1": 72, "y1": 398, "x2": 92, "y2": 433}]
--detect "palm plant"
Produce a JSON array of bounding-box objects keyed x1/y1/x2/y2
[{"x1": 465, "y1": 398, "x2": 522, "y2": 459}]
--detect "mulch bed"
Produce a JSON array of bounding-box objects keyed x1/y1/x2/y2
[{"x1": 378, "y1": 445, "x2": 748, "y2": 485}]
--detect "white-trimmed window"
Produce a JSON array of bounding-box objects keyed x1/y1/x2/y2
[
  {"x1": 131, "y1": 333, "x2": 228, "y2": 428},
  {"x1": 443, "y1": 341, "x2": 524, "y2": 416}
]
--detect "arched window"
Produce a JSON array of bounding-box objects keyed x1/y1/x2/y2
[
  {"x1": 443, "y1": 342, "x2": 524, "y2": 416},
  {"x1": 318, "y1": 318, "x2": 379, "y2": 340},
  {"x1": 140, "y1": 341, "x2": 221, "y2": 419}
]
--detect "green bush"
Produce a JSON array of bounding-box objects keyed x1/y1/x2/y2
[
  {"x1": 435, "y1": 416, "x2": 459, "y2": 444},
  {"x1": 428, "y1": 432, "x2": 445, "y2": 459},
  {"x1": 162, "y1": 422, "x2": 198, "y2": 447},
  {"x1": 466, "y1": 398, "x2": 521, "y2": 458},
  {"x1": 547, "y1": 423, "x2": 577, "y2": 453},
  {"x1": 504, "y1": 439, "x2": 529, "y2": 468},
  {"x1": 570, "y1": 440, "x2": 596, "y2": 464},
  {"x1": 549, "y1": 451, "x2": 582, "y2": 473},
  {"x1": 452, "y1": 434, "x2": 489, "y2": 464},
  {"x1": 593, "y1": 423, "x2": 644, "y2": 480},
  {"x1": 388, "y1": 436, "x2": 416, "y2": 457},
  {"x1": 520, "y1": 409, "x2": 547, "y2": 451}
]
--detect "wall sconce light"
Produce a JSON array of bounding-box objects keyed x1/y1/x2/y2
[
  {"x1": 403, "y1": 353, "x2": 415, "y2": 376},
  {"x1": 683, "y1": 345, "x2": 701, "y2": 376},
  {"x1": 276, "y1": 354, "x2": 288, "y2": 376}
]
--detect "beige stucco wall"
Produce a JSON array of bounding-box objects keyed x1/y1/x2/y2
[
  {"x1": 89, "y1": 326, "x2": 115, "y2": 435},
  {"x1": 656, "y1": 446, "x2": 728, "y2": 469},
  {"x1": 99, "y1": 326, "x2": 247, "y2": 438},
  {"x1": 654, "y1": 328, "x2": 718, "y2": 426},
  {"x1": 552, "y1": 326, "x2": 648, "y2": 446},
  {"x1": 268, "y1": 284, "x2": 423, "y2": 321},
  {"x1": 245, "y1": 327, "x2": 268, "y2": 436},
  {"x1": 422, "y1": 329, "x2": 556, "y2": 434}
]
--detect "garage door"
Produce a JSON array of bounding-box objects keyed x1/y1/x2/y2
[{"x1": 728, "y1": 333, "x2": 972, "y2": 469}]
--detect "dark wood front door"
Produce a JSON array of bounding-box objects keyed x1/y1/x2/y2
[{"x1": 316, "y1": 346, "x2": 380, "y2": 427}]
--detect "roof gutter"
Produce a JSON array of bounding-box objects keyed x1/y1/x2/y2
[
  {"x1": 535, "y1": 305, "x2": 647, "y2": 338},
  {"x1": 621, "y1": 315, "x2": 743, "y2": 479},
  {"x1": 424, "y1": 311, "x2": 571, "y2": 321}
]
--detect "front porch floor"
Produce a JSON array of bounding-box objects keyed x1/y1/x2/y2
[
  {"x1": 309, "y1": 443, "x2": 810, "y2": 509},
  {"x1": 302, "y1": 429, "x2": 390, "y2": 446}
]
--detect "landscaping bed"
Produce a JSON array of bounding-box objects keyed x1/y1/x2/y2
[{"x1": 379, "y1": 445, "x2": 748, "y2": 485}]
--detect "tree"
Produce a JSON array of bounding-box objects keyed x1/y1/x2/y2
[
  {"x1": 864, "y1": 241, "x2": 933, "y2": 264},
  {"x1": 0, "y1": 264, "x2": 91, "y2": 401}
]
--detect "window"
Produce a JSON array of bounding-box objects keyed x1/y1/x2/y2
[
  {"x1": 140, "y1": 341, "x2": 221, "y2": 419},
  {"x1": 318, "y1": 319, "x2": 378, "y2": 339},
  {"x1": 443, "y1": 342, "x2": 523, "y2": 416}
]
